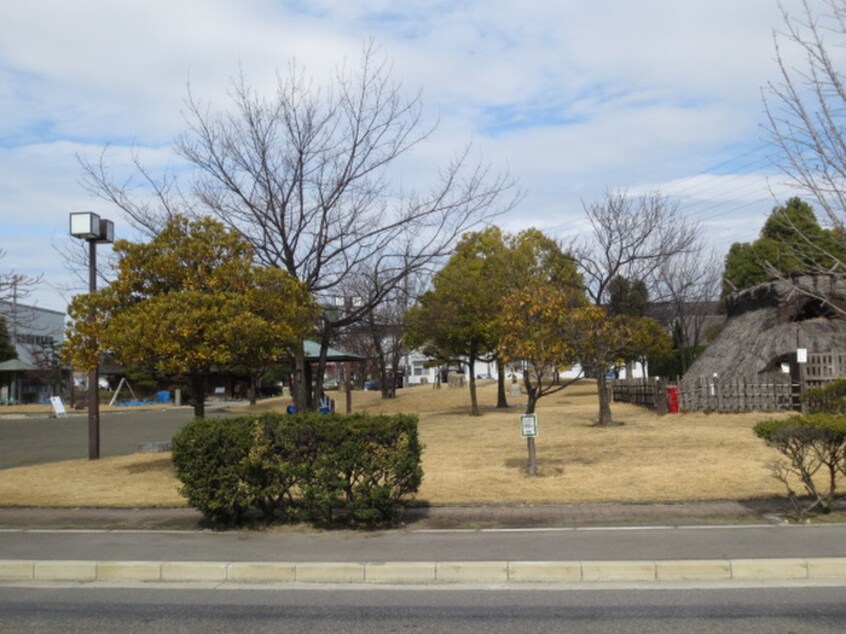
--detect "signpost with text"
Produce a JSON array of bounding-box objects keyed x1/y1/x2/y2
[{"x1": 520, "y1": 413, "x2": 538, "y2": 476}]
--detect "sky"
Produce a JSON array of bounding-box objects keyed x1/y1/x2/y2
[{"x1": 0, "y1": 0, "x2": 817, "y2": 312}]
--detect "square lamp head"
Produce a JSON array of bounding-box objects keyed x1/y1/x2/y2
[{"x1": 69, "y1": 212, "x2": 101, "y2": 240}]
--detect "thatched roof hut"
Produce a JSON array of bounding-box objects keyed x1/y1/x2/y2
[{"x1": 683, "y1": 275, "x2": 846, "y2": 380}]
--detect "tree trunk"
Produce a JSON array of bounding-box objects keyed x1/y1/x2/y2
[
  {"x1": 248, "y1": 374, "x2": 258, "y2": 406},
  {"x1": 524, "y1": 389, "x2": 539, "y2": 414},
  {"x1": 595, "y1": 372, "x2": 613, "y2": 425},
  {"x1": 371, "y1": 324, "x2": 391, "y2": 399},
  {"x1": 190, "y1": 373, "x2": 206, "y2": 419},
  {"x1": 311, "y1": 330, "x2": 332, "y2": 411},
  {"x1": 523, "y1": 371, "x2": 537, "y2": 415},
  {"x1": 292, "y1": 343, "x2": 308, "y2": 413},
  {"x1": 496, "y1": 358, "x2": 508, "y2": 408},
  {"x1": 386, "y1": 341, "x2": 401, "y2": 399},
  {"x1": 379, "y1": 366, "x2": 391, "y2": 399},
  {"x1": 468, "y1": 357, "x2": 480, "y2": 416}
]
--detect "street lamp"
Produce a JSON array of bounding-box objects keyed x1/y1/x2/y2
[{"x1": 69, "y1": 212, "x2": 114, "y2": 460}]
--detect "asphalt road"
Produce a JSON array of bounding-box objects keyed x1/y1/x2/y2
[
  {"x1": 1, "y1": 585, "x2": 844, "y2": 633},
  {"x1": 2, "y1": 524, "x2": 846, "y2": 563},
  {"x1": 0, "y1": 405, "x2": 236, "y2": 469}
]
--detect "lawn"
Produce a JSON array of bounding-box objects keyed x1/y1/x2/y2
[{"x1": 0, "y1": 380, "x2": 791, "y2": 507}]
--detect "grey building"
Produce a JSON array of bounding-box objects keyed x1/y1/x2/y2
[{"x1": 0, "y1": 301, "x2": 65, "y2": 404}]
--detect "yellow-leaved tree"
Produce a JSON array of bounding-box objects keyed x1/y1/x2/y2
[
  {"x1": 63, "y1": 216, "x2": 317, "y2": 418},
  {"x1": 498, "y1": 283, "x2": 590, "y2": 416}
]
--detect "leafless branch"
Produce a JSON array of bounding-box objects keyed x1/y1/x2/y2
[
  {"x1": 77, "y1": 146, "x2": 189, "y2": 238},
  {"x1": 78, "y1": 40, "x2": 519, "y2": 407},
  {"x1": 765, "y1": 0, "x2": 846, "y2": 230},
  {"x1": 573, "y1": 189, "x2": 699, "y2": 305}
]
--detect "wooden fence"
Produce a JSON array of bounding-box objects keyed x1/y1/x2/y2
[
  {"x1": 613, "y1": 353, "x2": 846, "y2": 414},
  {"x1": 611, "y1": 378, "x2": 669, "y2": 414},
  {"x1": 804, "y1": 352, "x2": 846, "y2": 389},
  {"x1": 678, "y1": 375, "x2": 794, "y2": 412}
]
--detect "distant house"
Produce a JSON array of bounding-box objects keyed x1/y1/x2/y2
[
  {"x1": 402, "y1": 349, "x2": 585, "y2": 386},
  {"x1": 0, "y1": 301, "x2": 66, "y2": 404}
]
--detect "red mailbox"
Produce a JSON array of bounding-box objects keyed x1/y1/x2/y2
[{"x1": 666, "y1": 386, "x2": 680, "y2": 413}]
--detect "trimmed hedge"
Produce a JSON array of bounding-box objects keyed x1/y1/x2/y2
[
  {"x1": 171, "y1": 412, "x2": 423, "y2": 528},
  {"x1": 754, "y1": 413, "x2": 846, "y2": 518}
]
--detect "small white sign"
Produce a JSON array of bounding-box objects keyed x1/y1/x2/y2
[
  {"x1": 520, "y1": 413, "x2": 538, "y2": 438},
  {"x1": 797, "y1": 348, "x2": 808, "y2": 363},
  {"x1": 50, "y1": 396, "x2": 67, "y2": 418}
]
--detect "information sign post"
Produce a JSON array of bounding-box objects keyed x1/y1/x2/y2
[{"x1": 520, "y1": 413, "x2": 538, "y2": 477}]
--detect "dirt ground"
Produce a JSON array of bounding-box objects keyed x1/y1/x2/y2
[{"x1": 0, "y1": 380, "x2": 793, "y2": 507}]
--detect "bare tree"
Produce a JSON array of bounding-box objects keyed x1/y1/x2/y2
[
  {"x1": 180, "y1": 43, "x2": 518, "y2": 409},
  {"x1": 572, "y1": 190, "x2": 698, "y2": 424},
  {"x1": 0, "y1": 248, "x2": 40, "y2": 305},
  {"x1": 78, "y1": 42, "x2": 518, "y2": 409},
  {"x1": 575, "y1": 190, "x2": 699, "y2": 307},
  {"x1": 765, "y1": 0, "x2": 846, "y2": 231},
  {"x1": 760, "y1": 1, "x2": 846, "y2": 314},
  {"x1": 654, "y1": 247, "x2": 723, "y2": 375},
  {"x1": 332, "y1": 267, "x2": 423, "y2": 400},
  {"x1": 78, "y1": 147, "x2": 189, "y2": 238},
  {"x1": 0, "y1": 247, "x2": 42, "y2": 337}
]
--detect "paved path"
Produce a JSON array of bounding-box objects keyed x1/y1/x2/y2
[
  {"x1": 0, "y1": 498, "x2": 801, "y2": 531},
  {"x1": 3, "y1": 521, "x2": 846, "y2": 562},
  {"x1": 2, "y1": 501, "x2": 845, "y2": 586}
]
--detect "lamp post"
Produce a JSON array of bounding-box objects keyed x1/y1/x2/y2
[{"x1": 69, "y1": 212, "x2": 114, "y2": 460}]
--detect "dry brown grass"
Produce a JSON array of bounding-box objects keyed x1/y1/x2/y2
[
  {"x1": 0, "y1": 453, "x2": 183, "y2": 507},
  {"x1": 0, "y1": 380, "x2": 792, "y2": 507}
]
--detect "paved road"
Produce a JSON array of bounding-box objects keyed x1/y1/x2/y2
[
  {"x1": 0, "y1": 405, "x2": 237, "y2": 469},
  {"x1": 1, "y1": 585, "x2": 844, "y2": 633},
  {"x1": 2, "y1": 524, "x2": 846, "y2": 563}
]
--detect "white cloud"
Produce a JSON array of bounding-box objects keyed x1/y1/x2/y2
[{"x1": 0, "y1": 0, "x2": 816, "y2": 311}]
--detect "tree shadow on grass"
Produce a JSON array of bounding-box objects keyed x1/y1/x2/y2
[
  {"x1": 123, "y1": 455, "x2": 174, "y2": 475},
  {"x1": 503, "y1": 455, "x2": 601, "y2": 476},
  {"x1": 590, "y1": 420, "x2": 626, "y2": 428}
]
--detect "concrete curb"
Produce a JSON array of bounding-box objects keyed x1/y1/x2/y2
[{"x1": 1, "y1": 558, "x2": 845, "y2": 585}]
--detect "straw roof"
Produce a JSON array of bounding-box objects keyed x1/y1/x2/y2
[{"x1": 683, "y1": 275, "x2": 846, "y2": 379}]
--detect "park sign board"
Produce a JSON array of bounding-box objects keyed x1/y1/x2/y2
[
  {"x1": 50, "y1": 396, "x2": 67, "y2": 418},
  {"x1": 520, "y1": 413, "x2": 538, "y2": 438}
]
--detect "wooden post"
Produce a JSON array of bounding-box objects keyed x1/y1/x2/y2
[
  {"x1": 799, "y1": 357, "x2": 807, "y2": 414},
  {"x1": 527, "y1": 437, "x2": 537, "y2": 477},
  {"x1": 655, "y1": 378, "x2": 667, "y2": 416}
]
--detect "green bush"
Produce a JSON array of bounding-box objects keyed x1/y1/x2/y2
[
  {"x1": 170, "y1": 417, "x2": 254, "y2": 526},
  {"x1": 171, "y1": 411, "x2": 423, "y2": 528},
  {"x1": 303, "y1": 413, "x2": 423, "y2": 525},
  {"x1": 801, "y1": 379, "x2": 846, "y2": 414},
  {"x1": 241, "y1": 414, "x2": 321, "y2": 522},
  {"x1": 754, "y1": 414, "x2": 846, "y2": 519}
]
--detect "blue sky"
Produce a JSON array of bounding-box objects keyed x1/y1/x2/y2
[{"x1": 0, "y1": 0, "x2": 811, "y2": 311}]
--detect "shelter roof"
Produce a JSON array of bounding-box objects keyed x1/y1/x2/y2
[
  {"x1": 0, "y1": 358, "x2": 38, "y2": 372},
  {"x1": 303, "y1": 340, "x2": 364, "y2": 362}
]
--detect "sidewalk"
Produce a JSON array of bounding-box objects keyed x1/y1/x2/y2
[
  {"x1": 0, "y1": 498, "x2": 796, "y2": 531},
  {"x1": 3, "y1": 500, "x2": 846, "y2": 587}
]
